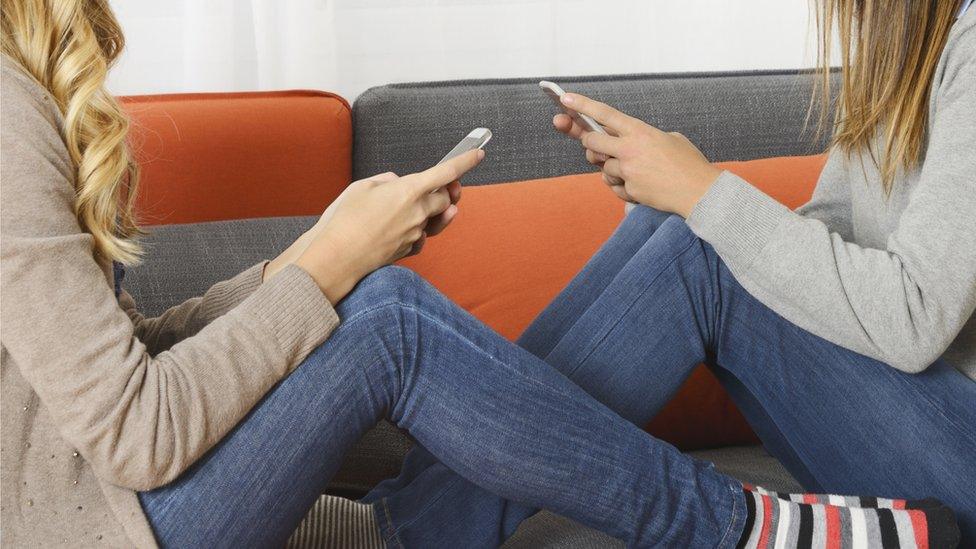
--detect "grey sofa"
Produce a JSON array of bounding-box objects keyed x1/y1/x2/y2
[{"x1": 125, "y1": 70, "x2": 833, "y2": 547}]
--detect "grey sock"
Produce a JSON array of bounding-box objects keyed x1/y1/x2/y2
[{"x1": 288, "y1": 495, "x2": 384, "y2": 549}]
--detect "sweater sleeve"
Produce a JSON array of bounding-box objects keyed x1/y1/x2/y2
[
  {"x1": 118, "y1": 261, "x2": 267, "y2": 355},
  {"x1": 0, "y1": 73, "x2": 340, "y2": 491},
  {"x1": 686, "y1": 35, "x2": 976, "y2": 374},
  {"x1": 794, "y1": 150, "x2": 854, "y2": 241}
]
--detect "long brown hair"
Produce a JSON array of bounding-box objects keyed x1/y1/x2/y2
[
  {"x1": 1, "y1": 0, "x2": 143, "y2": 263},
  {"x1": 813, "y1": 0, "x2": 961, "y2": 192}
]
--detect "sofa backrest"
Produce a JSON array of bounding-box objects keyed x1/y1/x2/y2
[
  {"x1": 123, "y1": 90, "x2": 352, "y2": 226},
  {"x1": 353, "y1": 70, "x2": 836, "y2": 185},
  {"x1": 125, "y1": 70, "x2": 835, "y2": 322},
  {"x1": 126, "y1": 217, "x2": 314, "y2": 316}
]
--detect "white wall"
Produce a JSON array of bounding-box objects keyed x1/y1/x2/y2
[{"x1": 108, "y1": 0, "x2": 816, "y2": 101}]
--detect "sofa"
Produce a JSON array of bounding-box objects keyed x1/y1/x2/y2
[{"x1": 120, "y1": 70, "x2": 834, "y2": 547}]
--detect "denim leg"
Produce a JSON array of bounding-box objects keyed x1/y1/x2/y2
[
  {"x1": 537, "y1": 227, "x2": 976, "y2": 541},
  {"x1": 707, "y1": 262, "x2": 976, "y2": 543},
  {"x1": 371, "y1": 211, "x2": 742, "y2": 546},
  {"x1": 374, "y1": 213, "x2": 976, "y2": 546},
  {"x1": 517, "y1": 205, "x2": 674, "y2": 359},
  {"x1": 140, "y1": 265, "x2": 744, "y2": 549},
  {"x1": 363, "y1": 206, "x2": 672, "y2": 540}
]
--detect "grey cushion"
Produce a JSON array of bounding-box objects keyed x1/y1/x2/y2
[
  {"x1": 125, "y1": 217, "x2": 315, "y2": 317},
  {"x1": 353, "y1": 70, "x2": 836, "y2": 186},
  {"x1": 691, "y1": 446, "x2": 802, "y2": 493}
]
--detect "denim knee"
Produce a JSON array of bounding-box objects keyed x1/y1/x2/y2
[
  {"x1": 654, "y1": 215, "x2": 727, "y2": 324},
  {"x1": 336, "y1": 265, "x2": 430, "y2": 321},
  {"x1": 654, "y1": 213, "x2": 700, "y2": 247},
  {"x1": 628, "y1": 204, "x2": 673, "y2": 227}
]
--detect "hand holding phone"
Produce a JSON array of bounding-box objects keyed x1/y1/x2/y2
[
  {"x1": 438, "y1": 128, "x2": 493, "y2": 165},
  {"x1": 539, "y1": 81, "x2": 608, "y2": 135},
  {"x1": 412, "y1": 128, "x2": 491, "y2": 246},
  {"x1": 541, "y1": 81, "x2": 626, "y2": 190}
]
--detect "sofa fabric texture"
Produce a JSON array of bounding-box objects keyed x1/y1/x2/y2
[{"x1": 353, "y1": 70, "x2": 834, "y2": 185}]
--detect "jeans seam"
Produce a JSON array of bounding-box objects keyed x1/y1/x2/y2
[
  {"x1": 379, "y1": 498, "x2": 405, "y2": 549},
  {"x1": 560, "y1": 232, "x2": 702, "y2": 377},
  {"x1": 527, "y1": 212, "x2": 661, "y2": 361},
  {"x1": 716, "y1": 482, "x2": 742, "y2": 549},
  {"x1": 405, "y1": 304, "x2": 580, "y2": 401},
  {"x1": 717, "y1": 358, "x2": 826, "y2": 488},
  {"x1": 887, "y1": 369, "x2": 976, "y2": 446}
]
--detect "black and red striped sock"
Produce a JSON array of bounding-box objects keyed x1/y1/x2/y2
[
  {"x1": 735, "y1": 487, "x2": 959, "y2": 548},
  {"x1": 742, "y1": 483, "x2": 943, "y2": 510}
]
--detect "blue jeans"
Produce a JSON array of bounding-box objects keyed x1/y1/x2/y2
[
  {"x1": 138, "y1": 241, "x2": 748, "y2": 547},
  {"x1": 366, "y1": 206, "x2": 976, "y2": 547}
]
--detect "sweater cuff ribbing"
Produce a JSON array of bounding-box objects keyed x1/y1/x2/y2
[
  {"x1": 201, "y1": 261, "x2": 269, "y2": 321},
  {"x1": 237, "y1": 264, "x2": 339, "y2": 366},
  {"x1": 686, "y1": 171, "x2": 792, "y2": 271}
]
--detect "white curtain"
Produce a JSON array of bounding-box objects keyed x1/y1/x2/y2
[
  {"x1": 109, "y1": 0, "x2": 813, "y2": 101},
  {"x1": 110, "y1": 1, "x2": 338, "y2": 95}
]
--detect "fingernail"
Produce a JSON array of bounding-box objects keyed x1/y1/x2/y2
[
  {"x1": 561, "y1": 94, "x2": 574, "y2": 104},
  {"x1": 477, "y1": 149, "x2": 486, "y2": 160}
]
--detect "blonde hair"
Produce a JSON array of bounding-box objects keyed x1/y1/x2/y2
[
  {"x1": 2, "y1": 0, "x2": 142, "y2": 263},
  {"x1": 813, "y1": 0, "x2": 961, "y2": 192}
]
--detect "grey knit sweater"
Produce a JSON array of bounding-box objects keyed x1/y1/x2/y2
[{"x1": 688, "y1": 7, "x2": 976, "y2": 381}]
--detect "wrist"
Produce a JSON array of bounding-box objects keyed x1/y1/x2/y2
[
  {"x1": 263, "y1": 256, "x2": 284, "y2": 282},
  {"x1": 679, "y1": 166, "x2": 723, "y2": 218},
  {"x1": 265, "y1": 230, "x2": 316, "y2": 282},
  {"x1": 296, "y1": 238, "x2": 363, "y2": 305}
]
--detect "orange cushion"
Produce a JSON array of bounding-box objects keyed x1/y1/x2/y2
[
  {"x1": 401, "y1": 154, "x2": 826, "y2": 450},
  {"x1": 122, "y1": 91, "x2": 352, "y2": 226},
  {"x1": 720, "y1": 154, "x2": 828, "y2": 209}
]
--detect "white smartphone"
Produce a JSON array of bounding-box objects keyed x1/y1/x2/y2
[
  {"x1": 438, "y1": 128, "x2": 493, "y2": 165},
  {"x1": 539, "y1": 81, "x2": 608, "y2": 135}
]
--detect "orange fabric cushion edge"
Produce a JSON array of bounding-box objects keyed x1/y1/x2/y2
[{"x1": 122, "y1": 90, "x2": 353, "y2": 226}]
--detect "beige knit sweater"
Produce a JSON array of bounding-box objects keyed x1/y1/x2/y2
[{"x1": 1, "y1": 57, "x2": 340, "y2": 547}]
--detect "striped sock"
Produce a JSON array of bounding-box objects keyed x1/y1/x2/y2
[
  {"x1": 743, "y1": 484, "x2": 944, "y2": 510},
  {"x1": 286, "y1": 496, "x2": 384, "y2": 549},
  {"x1": 735, "y1": 488, "x2": 960, "y2": 549}
]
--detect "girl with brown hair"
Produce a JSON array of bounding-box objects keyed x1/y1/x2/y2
[{"x1": 369, "y1": 1, "x2": 976, "y2": 547}]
